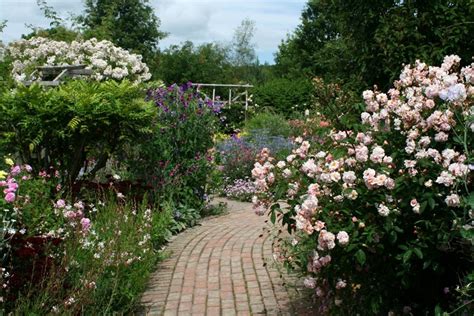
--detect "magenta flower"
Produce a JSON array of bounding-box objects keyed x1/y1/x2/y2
[
  {"x1": 7, "y1": 182, "x2": 18, "y2": 192},
  {"x1": 10, "y1": 166, "x2": 21, "y2": 176},
  {"x1": 5, "y1": 192, "x2": 15, "y2": 203}
]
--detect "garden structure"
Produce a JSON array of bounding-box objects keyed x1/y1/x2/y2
[
  {"x1": 192, "y1": 83, "x2": 253, "y2": 111},
  {"x1": 20, "y1": 64, "x2": 92, "y2": 87}
]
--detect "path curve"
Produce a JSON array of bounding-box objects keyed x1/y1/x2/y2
[{"x1": 140, "y1": 198, "x2": 303, "y2": 316}]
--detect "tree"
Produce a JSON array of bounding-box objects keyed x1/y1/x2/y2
[
  {"x1": 229, "y1": 18, "x2": 259, "y2": 83},
  {"x1": 153, "y1": 41, "x2": 231, "y2": 85},
  {"x1": 231, "y1": 18, "x2": 257, "y2": 67},
  {"x1": 275, "y1": 0, "x2": 474, "y2": 91},
  {"x1": 22, "y1": 1, "x2": 81, "y2": 42},
  {"x1": 77, "y1": 0, "x2": 166, "y2": 62}
]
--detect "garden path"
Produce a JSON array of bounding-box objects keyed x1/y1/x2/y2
[{"x1": 140, "y1": 198, "x2": 314, "y2": 316}]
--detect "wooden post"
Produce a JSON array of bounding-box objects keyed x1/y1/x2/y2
[
  {"x1": 245, "y1": 90, "x2": 249, "y2": 121},
  {"x1": 212, "y1": 88, "x2": 216, "y2": 103},
  {"x1": 229, "y1": 89, "x2": 232, "y2": 105},
  {"x1": 245, "y1": 90, "x2": 249, "y2": 111}
]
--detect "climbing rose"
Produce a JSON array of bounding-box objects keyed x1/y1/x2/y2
[
  {"x1": 336, "y1": 231, "x2": 350, "y2": 246},
  {"x1": 377, "y1": 204, "x2": 390, "y2": 217},
  {"x1": 445, "y1": 194, "x2": 460, "y2": 207},
  {"x1": 318, "y1": 230, "x2": 336, "y2": 250},
  {"x1": 304, "y1": 277, "x2": 317, "y2": 289},
  {"x1": 336, "y1": 279, "x2": 347, "y2": 289}
]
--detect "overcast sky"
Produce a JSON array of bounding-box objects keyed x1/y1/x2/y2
[{"x1": 0, "y1": 0, "x2": 306, "y2": 64}]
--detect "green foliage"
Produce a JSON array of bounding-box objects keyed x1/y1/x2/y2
[
  {"x1": 253, "y1": 77, "x2": 313, "y2": 117},
  {"x1": 0, "y1": 80, "x2": 156, "y2": 184},
  {"x1": 22, "y1": 26, "x2": 81, "y2": 42},
  {"x1": 0, "y1": 21, "x2": 13, "y2": 93},
  {"x1": 153, "y1": 41, "x2": 231, "y2": 85},
  {"x1": 276, "y1": 0, "x2": 474, "y2": 90},
  {"x1": 244, "y1": 112, "x2": 292, "y2": 137},
  {"x1": 77, "y1": 0, "x2": 166, "y2": 62},
  {"x1": 311, "y1": 77, "x2": 364, "y2": 131},
  {"x1": 231, "y1": 18, "x2": 257, "y2": 67}
]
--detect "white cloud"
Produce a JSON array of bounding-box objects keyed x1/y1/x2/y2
[{"x1": 1, "y1": 0, "x2": 306, "y2": 63}]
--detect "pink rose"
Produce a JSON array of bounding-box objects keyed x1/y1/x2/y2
[
  {"x1": 55, "y1": 199, "x2": 66, "y2": 208},
  {"x1": 64, "y1": 210, "x2": 76, "y2": 219}
]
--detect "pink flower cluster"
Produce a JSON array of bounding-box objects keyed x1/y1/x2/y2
[
  {"x1": 1, "y1": 164, "x2": 32, "y2": 203},
  {"x1": 55, "y1": 199, "x2": 91, "y2": 234}
]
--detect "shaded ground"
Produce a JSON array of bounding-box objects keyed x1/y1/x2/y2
[{"x1": 140, "y1": 198, "x2": 317, "y2": 315}]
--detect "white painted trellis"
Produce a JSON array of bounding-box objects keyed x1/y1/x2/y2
[
  {"x1": 191, "y1": 83, "x2": 254, "y2": 111},
  {"x1": 21, "y1": 64, "x2": 92, "y2": 86}
]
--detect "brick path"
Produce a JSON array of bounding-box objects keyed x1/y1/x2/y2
[{"x1": 140, "y1": 198, "x2": 310, "y2": 316}]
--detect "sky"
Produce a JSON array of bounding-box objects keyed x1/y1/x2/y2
[{"x1": 0, "y1": 0, "x2": 307, "y2": 64}]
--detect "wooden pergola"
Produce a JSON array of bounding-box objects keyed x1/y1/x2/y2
[
  {"x1": 21, "y1": 64, "x2": 92, "y2": 86},
  {"x1": 191, "y1": 83, "x2": 254, "y2": 111}
]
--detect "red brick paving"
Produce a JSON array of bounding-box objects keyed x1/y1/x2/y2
[{"x1": 140, "y1": 198, "x2": 304, "y2": 315}]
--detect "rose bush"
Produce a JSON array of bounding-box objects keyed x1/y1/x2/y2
[{"x1": 252, "y1": 56, "x2": 473, "y2": 314}]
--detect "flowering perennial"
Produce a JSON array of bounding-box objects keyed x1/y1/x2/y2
[{"x1": 251, "y1": 55, "x2": 473, "y2": 314}]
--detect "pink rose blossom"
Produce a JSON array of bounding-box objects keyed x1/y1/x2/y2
[
  {"x1": 336, "y1": 231, "x2": 349, "y2": 246},
  {"x1": 55, "y1": 199, "x2": 66, "y2": 208},
  {"x1": 445, "y1": 194, "x2": 460, "y2": 207},
  {"x1": 336, "y1": 279, "x2": 347, "y2": 289}
]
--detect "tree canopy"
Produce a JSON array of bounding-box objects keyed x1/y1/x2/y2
[
  {"x1": 275, "y1": 0, "x2": 474, "y2": 90},
  {"x1": 77, "y1": 0, "x2": 167, "y2": 62},
  {"x1": 153, "y1": 41, "x2": 231, "y2": 85}
]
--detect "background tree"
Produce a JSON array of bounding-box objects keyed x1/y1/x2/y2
[
  {"x1": 77, "y1": 0, "x2": 166, "y2": 62},
  {"x1": 0, "y1": 20, "x2": 13, "y2": 91},
  {"x1": 21, "y1": 0, "x2": 81, "y2": 42},
  {"x1": 275, "y1": 0, "x2": 474, "y2": 91},
  {"x1": 229, "y1": 18, "x2": 259, "y2": 83},
  {"x1": 153, "y1": 41, "x2": 231, "y2": 85}
]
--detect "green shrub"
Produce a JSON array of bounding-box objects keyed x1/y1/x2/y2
[
  {"x1": 244, "y1": 112, "x2": 292, "y2": 137},
  {"x1": 311, "y1": 77, "x2": 364, "y2": 131},
  {"x1": 253, "y1": 77, "x2": 313, "y2": 117},
  {"x1": 0, "y1": 80, "x2": 156, "y2": 185}
]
